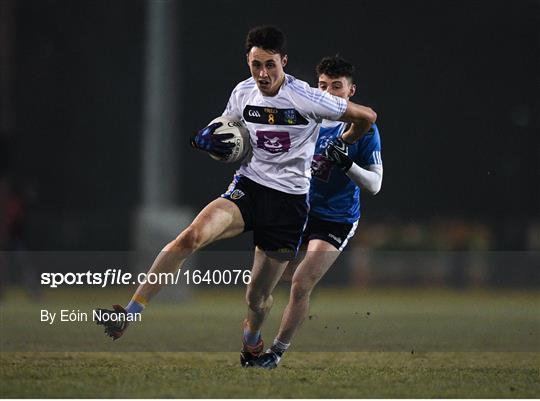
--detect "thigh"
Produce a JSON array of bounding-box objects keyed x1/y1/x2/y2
[
  {"x1": 248, "y1": 247, "x2": 290, "y2": 297},
  {"x1": 189, "y1": 197, "x2": 245, "y2": 248},
  {"x1": 280, "y1": 243, "x2": 307, "y2": 282},
  {"x1": 291, "y1": 239, "x2": 341, "y2": 288}
]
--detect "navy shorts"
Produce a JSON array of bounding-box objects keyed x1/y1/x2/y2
[
  {"x1": 302, "y1": 213, "x2": 358, "y2": 251},
  {"x1": 222, "y1": 175, "x2": 308, "y2": 260}
]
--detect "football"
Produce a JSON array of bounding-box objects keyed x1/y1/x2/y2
[{"x1": 207, "y1": 116, "x2": 250, "y2": 163}]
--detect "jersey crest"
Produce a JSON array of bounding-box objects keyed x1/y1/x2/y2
[{"x1": 256, "y1": 131, "x2": 291, "y2": 153}]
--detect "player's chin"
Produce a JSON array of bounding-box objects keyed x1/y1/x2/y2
[{"x1": 257, "y1": 81, "x2": 271, "y2": 93}]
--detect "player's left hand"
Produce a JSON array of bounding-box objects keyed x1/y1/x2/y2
[
  {"x1": 190, "y1": 122, "x2": 235, "y2": 157},
  {"x1": 324, "y1": 137, "x2": 353, "y2": 172}
]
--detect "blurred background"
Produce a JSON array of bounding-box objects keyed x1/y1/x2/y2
[{"x1": 0, "y1": 0, "x2": 539, "y2": 293}]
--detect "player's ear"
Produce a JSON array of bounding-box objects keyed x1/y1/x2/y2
[
  {"x1": 281, "y1": 55, "x2": 288, "y2": 67},
  {"x1": 349, "y1": 83, "x2": 356, "y2": 97},
  {"x1": 246, "y1": 54, "x2": 250, "y2": 66}
]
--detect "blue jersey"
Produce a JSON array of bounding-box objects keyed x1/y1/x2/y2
[{"x1": 309, "y1": 121, "x2": 382, "y2": 223}]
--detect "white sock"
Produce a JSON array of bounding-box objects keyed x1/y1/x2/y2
[{"x1": 271, "y1": 338, "x2": 290, "y2": 355}]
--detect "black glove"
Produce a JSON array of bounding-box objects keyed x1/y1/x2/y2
[
  {"x1": 190, "y1": 122, "x2": 235, "y2": 157},
  {"x1": 324, "y1": 137, "x2": 353, "y2": 172}
]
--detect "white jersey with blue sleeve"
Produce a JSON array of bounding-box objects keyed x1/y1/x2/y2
[
  {"x1": 309, "y1": 121, "x2": 382, "y2": 223},
  {"x1": 222, "y1": 74, "x2": 347, "y2": 195}
]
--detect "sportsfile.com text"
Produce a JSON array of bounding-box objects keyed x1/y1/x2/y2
[{"x1": 40, "y1": 269, "x2": 251, "y2": 288}]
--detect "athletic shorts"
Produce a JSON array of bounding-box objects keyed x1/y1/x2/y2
[
  {"x1": 302, "y1": 213, "x2": 358, "y2": 251},
  {"x1": 221, "y1": 175, "x2": 309, "y2": 261}
]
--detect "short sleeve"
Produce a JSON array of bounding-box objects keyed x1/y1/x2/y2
[{"x1": 356, "y1": 124, "x2": 382, "y2": 167}]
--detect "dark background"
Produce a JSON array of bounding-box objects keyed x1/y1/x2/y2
[{"x1": 1, "y1": 0, "x2": 539, "y2": 252}]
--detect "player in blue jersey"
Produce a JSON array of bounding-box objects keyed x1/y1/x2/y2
[{"x1": 254, "y1": 56, "x2": 383, "y2": 369}]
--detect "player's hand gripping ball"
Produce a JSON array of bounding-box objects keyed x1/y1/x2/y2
[{"x1": 191, "y1": 116, "x2": 251, "y2": 163}]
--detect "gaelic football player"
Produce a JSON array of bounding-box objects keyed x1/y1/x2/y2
[
  {"x1": 95, "y1": 27, "x2": 377, "y2": 367},
  {"x1": 254, "y1": 56, "x2": 383, "y2": 369}
]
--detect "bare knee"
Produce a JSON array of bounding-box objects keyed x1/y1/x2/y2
[
  {"x1": 246, "y1": 290, "x2": 272, "y2": 314},
  {"x1": 167, "y1": 225, "x2": 204, "y2": 253},
  {"x1": 290, "y1": 279, "x2": 315, "y2": 303}
]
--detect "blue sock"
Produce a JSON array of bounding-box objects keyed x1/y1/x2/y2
[
  {"x1": 125, "y1": 300, "x2": 144, "y2": 316},
  {"x1": 243, "y1": 327, "x2": 261, "y2": 346}
]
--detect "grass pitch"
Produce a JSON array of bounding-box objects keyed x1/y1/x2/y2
[
  {"x1": 1, "y1": 287, "x2": 539, "y2": 397},
  {"x1": 2, "y1": 351, "x2": 539, "y2": 398}
]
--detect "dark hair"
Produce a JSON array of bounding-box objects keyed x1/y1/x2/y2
[
  {"x1": 316, "y1": 55, "x2": 355, "y2": 83},
  {"x1": 245, "y1": 26, "x2": 287, "y2": 56}
]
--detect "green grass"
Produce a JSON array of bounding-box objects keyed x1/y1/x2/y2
[
  {"x1": 1, "y1": 351, "x2": 539, "y2": 398},
  {"x1": 1, "y1": 287, "x2": 539, "y2": 397}
]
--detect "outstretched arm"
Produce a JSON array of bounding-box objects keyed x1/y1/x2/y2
[{"x1": 341, "y1": 122, "x2": 370, "y2": 144}]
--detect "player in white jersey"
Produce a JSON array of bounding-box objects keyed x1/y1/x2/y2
[
  {"x1": 223, "y1": 73, "x2": 346, "y2": 194},
  {"x1": 95, "y1": 27, "x2": 377, "y2": 367}
]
